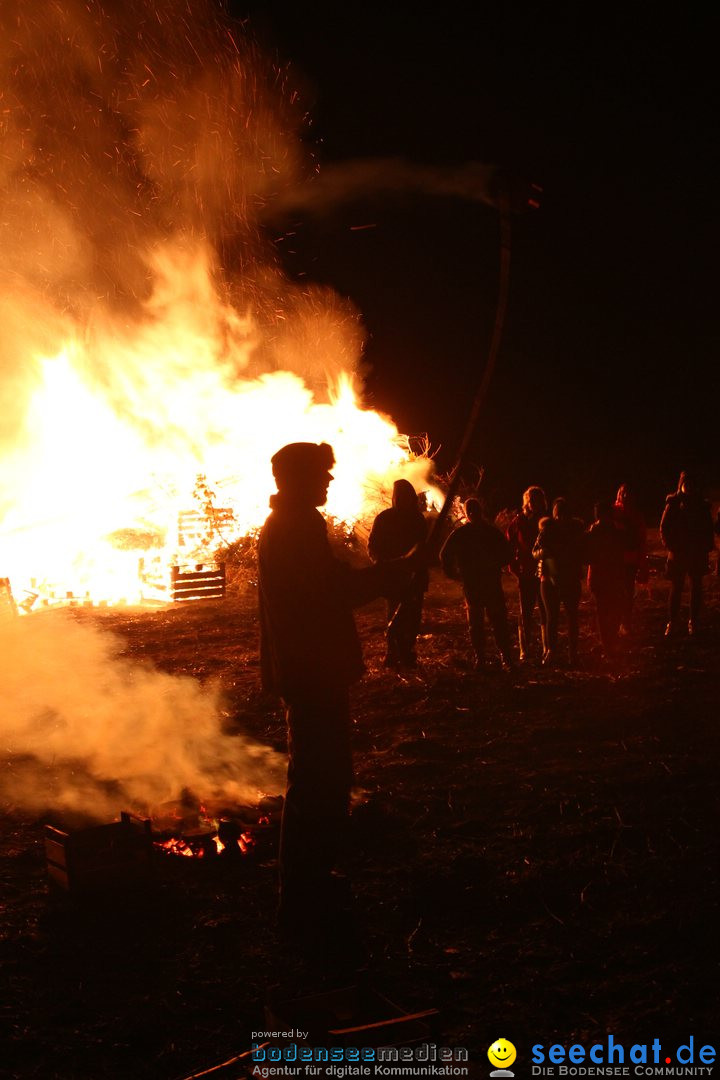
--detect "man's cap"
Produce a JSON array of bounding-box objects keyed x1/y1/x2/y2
[{"x1": 270, "y1": 442, "x2": 335, "y2": 485}]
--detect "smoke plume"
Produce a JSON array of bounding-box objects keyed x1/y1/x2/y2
[
  {"x1": 267, "y1": 158, "x2": 501, "y2": 217},
  {"x1": 0, "y1": 610, "x2": 285, "y2": 818}
]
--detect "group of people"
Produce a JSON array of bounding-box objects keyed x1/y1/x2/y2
[
  {"x1": 441, "y1": 483, "x2": 648, "y2": 669},
  {"x1": 369, "y1": 471, "x2": 716, "y2": 671},
  {"x1": 256, "y1": 442, "x2": 716, "y2": 962}
]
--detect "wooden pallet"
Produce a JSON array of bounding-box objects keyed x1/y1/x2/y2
[
  {"x1": 177, "y1": 508, "x2": 235, "y2": 548},
  {"x1": 170, "y1": 564, "x2": 226, "y2": 602}
]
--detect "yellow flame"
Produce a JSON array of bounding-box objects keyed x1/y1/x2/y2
[{"x1": 1, "y1": 253, "x2": 438, "y2": 610}]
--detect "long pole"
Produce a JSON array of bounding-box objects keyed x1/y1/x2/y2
[
  {"x1": 387, "y1": 190, "x2": 514, "y2": 636},
  {"x1": 427, "y1": 190, "x2": 513, "y2": 553}
]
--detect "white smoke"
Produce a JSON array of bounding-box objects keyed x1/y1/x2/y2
[{"x1": 0, "y1": 610, "x2": 284, "y2": 818}]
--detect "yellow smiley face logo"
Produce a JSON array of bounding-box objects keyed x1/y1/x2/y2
[{"x1": 488, "y1": 1039, "x2": 517, "y2": 1069}]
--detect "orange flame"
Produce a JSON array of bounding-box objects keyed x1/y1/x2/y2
[{"x1": 0, "y1": 11, "x2": 441, "y2": 610}]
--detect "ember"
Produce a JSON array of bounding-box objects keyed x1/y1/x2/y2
[
  {"x1": 154, "y1": 826, "x2": 257, "y2": 860},
  {"x1": 152, "y1": 798, "x2": 281, "y2": 861}
]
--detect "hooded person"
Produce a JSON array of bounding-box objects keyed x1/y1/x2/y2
[
  {"x1": 532, "y1": 497, "x2": 586, "y2": 666},
  {"x1": 440, "y1": 497, "x2": 514, "y2": 669},
  {"x1": 659, "y1": 470, "x2": 714, "y2": 635},
  {"x1": 367, "y1": 478, "x2": 428, "y2": 668},
  {"x1": 613, "y1": 483, "x2": 648, "y2": 634},
  {"x1": 586, "y1": 498, "x2": 628, "y2": 659},
  {"x1": 258, "y1": 442, "x2": 414, "y2": 956}
]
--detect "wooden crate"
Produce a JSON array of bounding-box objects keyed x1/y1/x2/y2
[{"x1": 44, "y1": 812, "x2": 154, "y2": 896}]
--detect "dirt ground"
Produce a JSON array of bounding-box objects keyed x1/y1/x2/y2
[{"x1": 1, "y1": 566, "x2": 718, "y2": 1078}]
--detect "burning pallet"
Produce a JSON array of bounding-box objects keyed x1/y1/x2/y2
[
  {"x1": 177, "y1": 507, "x2": 235, "y2": 549},
  {"x1": 167, "y1": 504, "x2": 234, "y2": 602},
  {"x1": 169, "y1": 563, "x2": 226, "y2": 602}
]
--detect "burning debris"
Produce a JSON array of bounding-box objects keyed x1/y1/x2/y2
[
  {"x1": 44, "y1": 796, "x2": 284, "y2": 895},
  {"x1": 151, "y1": 793, "x2": 283, "y2": 862}
]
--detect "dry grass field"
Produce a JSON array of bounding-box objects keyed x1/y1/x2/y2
[{"x1": 1, "y1": 566, "x2": 718, "y2": 1078}]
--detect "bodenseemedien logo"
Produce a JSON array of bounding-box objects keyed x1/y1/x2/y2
[{"x1": 489, "y1": 1038, "x2": 517, "y2": 1077}]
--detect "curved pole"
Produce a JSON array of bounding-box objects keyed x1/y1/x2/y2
[
  {"x1": 428, "y1": 190, "x2": 513, "y2": 553},
  {"x1": 387, "y1": 191, "x2": 514, "y2": 636}
]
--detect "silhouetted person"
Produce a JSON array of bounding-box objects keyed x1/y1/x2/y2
[
  {"x1": 533, "y1": 497, "x2": 585, "y2": 666},
  {"x1": 586, "y1": 499, "x2": 627, "y2": 659},
  {"x1": 660, "y1": 470, "x2": 714, "y2": 636},
  {"x1": 440, "y1": 498, "x2": 514, "y2": 669},
  {"x1": 368, "y1": 479, "x2": 428, "y2": 668},
  {"x1": 506, "y1": 485, "x2": 547, "y2": 661},
  {"x1": 613, "y1": 483, "x2": 648, "y2": 633},
  {"x1": 258, "y1": 442, "x2": 411, "y2": 956}
]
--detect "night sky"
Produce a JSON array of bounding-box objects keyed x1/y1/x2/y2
[{"x1": 235, "y1": 6, "x2": 718, "y2": 515}]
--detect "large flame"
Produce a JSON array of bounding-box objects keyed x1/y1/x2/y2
[
  {"x1": 0, "y1": 272, "x2": 434, "y2": 606},
  {"x1": 0, "y1": 3, "x2": 437, "y2": 610}
]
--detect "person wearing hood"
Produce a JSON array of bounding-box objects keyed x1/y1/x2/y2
[
  {"x1": 258, "y1": 442, "x2": 414, "y2": 956},
  {"x1": 533, "y1": 497, "x2": 586, "y2": 666},
  {"x1": 613, "y1": 483, "x2": 648, "y2": 634},
  {"x1": 586, "y1": 499, "x2": 628, "y2": 659},
  {"x1": 368, "y1": 478, "x2": 428, "y2": 668},
  {"x1": 440, "y1": 497, "x2": 514, "y2": 669},
  {"x1": 660, "y1": 470, "x2": 714, "y2": 636}
]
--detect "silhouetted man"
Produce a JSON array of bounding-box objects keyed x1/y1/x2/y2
[
  {"x1": 660, "y1": 470, "x2": 714, "y2": 636},
  {"x1": 440, "y1": 497, "x2": 514, "y2": 669},
  {"x1": 533, "y1": 497, "x2": 585, "y2": 666},
  {"x1": 368, "y1": 478, "x2": 428, "y2": 668},
  {"x1": 613, "y1": 483, "x2": 648, "y2": 634},
  {"x1": 258, "y1": 442, "x2": 410, "y2": 957},
  {"x1": 586, "y1": 499, "x2": 627, "y2": 659},
  {"x1": 506, "y1": 485, "x2": 547, "y2": 661}
]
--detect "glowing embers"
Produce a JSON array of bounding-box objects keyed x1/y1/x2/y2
[
  {"x1": 154, "y1": 822, "x2": 255, "y2": 860},
  {"x1": 151, "y1": 795, "x2": 282, "y2": 862},
  {"x1": 44, "y1": 801, "x2": 282, "y2": 893}
]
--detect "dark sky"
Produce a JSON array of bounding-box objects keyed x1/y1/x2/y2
[{"x1": 234, "y1": 5, "x2": 718, "y2": 513}]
